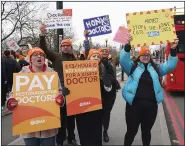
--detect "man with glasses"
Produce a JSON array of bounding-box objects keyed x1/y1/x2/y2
[{"x1": 39, "y1": 24, "x2": 79, "y2": 146}]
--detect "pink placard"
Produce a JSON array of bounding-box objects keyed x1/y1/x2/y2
[{"x1": 113, "y1": 26, "x2": 129, "y2": 44}]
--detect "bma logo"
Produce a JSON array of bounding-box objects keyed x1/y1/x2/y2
[
  {"x1": 80, "y1": 101, "x2": 91, "y2": 107},
  {"x1": 30, "y1": 119, "x2": 46, "y2": 125}
]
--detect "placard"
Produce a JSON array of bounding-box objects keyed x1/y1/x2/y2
[
  {"x1": 126, "y1": 8, "x2": 177, "y2": 48},
  {"x1": 113, "y1": 26, "x2": 129, "y2": 44},
  {"x1": 41, "y1": 9, "x2": 72, "y2": 29},
  {"x1": 6, "y1": 40, "x2": 20, "y2": 51},
  {"x1": 63, "y1": 60, "x2": 102, "y2": 116},
  {"x1": 12, "y1": 72, "x2": 60, "y2": 135},
  {"x1": 83, "y1": 15, "x2": 112, "y2": 37}
]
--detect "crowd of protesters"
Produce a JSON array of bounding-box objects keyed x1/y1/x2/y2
[
  {"x1": 2, "y1": 22, "x2": 179, "y2": 146},
  {"x1": 1, "y1": 49, "x2": 30, "y2": 109}
]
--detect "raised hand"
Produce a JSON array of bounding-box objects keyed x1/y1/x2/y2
[
  {"x1": 40, "y1": 23, "x2": 47, "y2": 35},
  {"x1": 84, "y1": 30, "x2": 89, "y2": 38},
  {"x1": 127, "y1": 33, "x2": 133, "y2": 45},
  {"x1": 171, "y1": 39, "x2": 179, "y2": 49}
]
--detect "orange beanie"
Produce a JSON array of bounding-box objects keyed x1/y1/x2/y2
[
  {"x1": 138, "y1": 46, "x2": 151, "y2": 57},
  {"x1": 99, "y1": 47, "x2": 110, "y2": 53},
  {"x1": 87, "y1": 49, "x2": 102, "y2": 60},
  {"x1": 28, "y1": 47, "x2": 45, "y2": 61},
  {"x1": 60, "y1": 39, "x2": 72, "y2": 47}
]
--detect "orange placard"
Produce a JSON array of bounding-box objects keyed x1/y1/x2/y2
[
  {"x1": 12, "y1": 72, "x2": 60, "y2": 136},
  {"x1": 63, "y1": 60, "x2": 102, "y2": 116}
]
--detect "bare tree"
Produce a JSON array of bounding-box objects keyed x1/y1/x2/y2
[
  {"x1": 44, "y1": 28, "x2": 77, "y2": 51},
  {"x1": 1, "y1": 2, "x2": 48, "y2": 47}
]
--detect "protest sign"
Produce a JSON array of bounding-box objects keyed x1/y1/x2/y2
[
  {"x1": 63, "y1": 60, "x2": 102, "y2": 116},
  {"x1": 6, "y1": 40, "x2": 20, "y2": 51},
  {"x1": 126, "y1": 8, "x2": 177, "y2": 48},
  {"x1": 113, "y1": 26, "x2": 129, "y2": 44},
  {"x1": 83, "y1": 15, "x2": 112, "y2": 37},
  {"x1": 12, "y1": 72, "x2": 60, "y2": 135},
  {"x1": 41, "y1": 9, "x2": 72, "y2": 29}
]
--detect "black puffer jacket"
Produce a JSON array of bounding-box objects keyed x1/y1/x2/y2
[
  {"x1": 18, "y1": 59, "x2": 30, "y2": 70},
  {"x1": 3, "y1": 57, "x2": 21, "y2": 84}
]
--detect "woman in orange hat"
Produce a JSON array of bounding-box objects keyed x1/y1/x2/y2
[
  {"x1": 6, "y1": 47, "x2": 65, "y2": 146},
  {"x1": 120, "y1": 36, "x2": 178, "y2": 146},
  {"x1": 75, "y1": 48, "x2": 104, "y2": 146}
]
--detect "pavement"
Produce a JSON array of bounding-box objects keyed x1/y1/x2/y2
[
  {"x1": 6, "y1": 72, "x2": 171, "y2": 145},
  {"x1": 2, "y1": 106, "x2": 12, "y2": 117}
]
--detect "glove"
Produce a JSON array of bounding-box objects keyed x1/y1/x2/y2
[
  {"x1": 55, "y1": 94, "x2": 65, "y2": 106},
  {"x1": 7, "y1": 98, "x2": 18, "y2": 111},
  {"x1": 103, "y1": 74, "x2": 113, "y2": 88},
  {"x1": 62, "y1": 87, "x2": 70, "y2": 96}
]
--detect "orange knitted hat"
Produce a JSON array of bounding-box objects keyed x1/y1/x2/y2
[
  {"x1": 99, "y1": 47, "x2": 110, "y2": 53},
  {"x1": 28, "y1": 47, "x2": 45, "y2": 61},
  {"x1": 87, "y1": 49, "x2": 102, "y2": 60},
  {"x1": 138, "y1": 46, "x2": 151, "y2": 57},
  {"x1": 60, "y1": 39, "x2": 72, "y2": 47}
]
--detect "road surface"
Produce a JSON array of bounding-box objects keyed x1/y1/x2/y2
[{"x1": 163, "y1": 90, "x2": 184, "y2": 146}]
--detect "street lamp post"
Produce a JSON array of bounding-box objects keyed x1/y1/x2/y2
[
  {"x1": 121, "y1": 44, "x2": 124, "y2": 81},
  {"x1": 56, "y1": 2, "x2": 63, "y2": 53},
  {"x1": 105, "y1": 39, "x2": 108, "y2": 47}
]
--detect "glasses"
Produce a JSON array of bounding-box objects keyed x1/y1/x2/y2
[
  {"x1": 140, "y1": 54, "x2": 150, "y2": 58},
  {"x1": 32, "y1": 53, "x2": 45, "y2": 57},
  {"x1": 61, "y1": 45, "x2": 71, "y2": 47}
]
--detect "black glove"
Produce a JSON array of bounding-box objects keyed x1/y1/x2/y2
[
  {"x1": 62, "y1": 87, "x2": 70, "y2": 96},
  {"x1": 103, "y1": 74, "x2": 113, "y2": 88},
  {"x1": 124, "y1": 44, "x2": 131, "y2": 52}
]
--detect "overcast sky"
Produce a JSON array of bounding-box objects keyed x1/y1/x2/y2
[{"x1": 43, "y1": 1, "x2": 184, "y2": 48}]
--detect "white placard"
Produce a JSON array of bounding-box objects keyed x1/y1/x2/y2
[
  {"x1": 41, "y1": 9, "x2": 72, "y2": 29},
  {"x1": 6, "y1": 40, "x2": 20, "y2": 51}
]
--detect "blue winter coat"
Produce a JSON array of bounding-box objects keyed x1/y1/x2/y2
[{"x1": 120, "y1": 49, "x2": 178, "y2": 105}]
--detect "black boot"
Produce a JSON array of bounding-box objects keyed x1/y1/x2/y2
[
  {"x1": 57, "y1": 143, "x2": 63, "y2": 146},
  {"x1": 103, "y1": 130, "x2": 109, "y2": 142},
  {"x1": 68, "y1": 139, "x2": 80, "y2": 146}
]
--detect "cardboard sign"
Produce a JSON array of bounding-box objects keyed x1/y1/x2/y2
[
  {"x1": 12, "y1": 72, "x2": 60, "y2": 135},
  {"x1": 126, "y1": 8, "x2": 177, "y2": 48},
  {"x1": 41, "y1": 9, "x2": 72, "y2": 29},
  {"x1": 113, "y1": 26, "x2": 129, "y2": 44},
  {"x1": 63, "y1": 60, "x2": 102, "y2": 116},
  {"x1": 83, "y1": 15, "x2": 112, "y2": 37},
  {"x1": 6, "y1": 40, "x2": 20, "y2": 51}
]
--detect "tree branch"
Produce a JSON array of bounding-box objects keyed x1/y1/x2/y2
[
  {"x1": 1, "y1": 2, "x2": 23, "y2": 21},
  {"x1": 1, "y1": 18, "x2": 19, "y2": 42},
  {"x1": 1, "y1": 2, "x2": 6, "y2": 16},
  {"x1": 2, "y1": 2, "x2": 48, "y2": 45}
]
